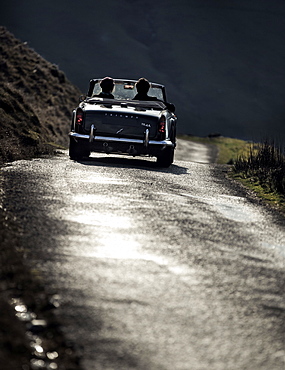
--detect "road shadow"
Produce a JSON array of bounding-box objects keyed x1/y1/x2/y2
[{"x1": 75, "y1": 155, "x2": 188, "y2": 175}]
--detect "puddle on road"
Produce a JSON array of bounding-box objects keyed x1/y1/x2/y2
[{"x1": 9, "y1": 298, "x2": 59, "y2": 370}]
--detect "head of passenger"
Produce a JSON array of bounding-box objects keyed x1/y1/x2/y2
[
  {"x1": 135, "y1": 78, "x2": 150, "y2": 95},
  {"x1": 100, "y1": 77, "x2": 114, "y2": 93}
]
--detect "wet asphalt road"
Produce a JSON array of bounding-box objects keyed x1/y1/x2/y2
[{"x1": 2, "y1": 142, "x2": 285, "y2": 370}]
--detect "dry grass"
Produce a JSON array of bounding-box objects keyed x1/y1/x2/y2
[{"x1": 232, "y1": 141, "x2": 285, "y2": 212}]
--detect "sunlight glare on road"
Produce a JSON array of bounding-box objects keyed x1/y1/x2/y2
[
  {"x1": 65, "y1": 210, "x2": 132, "y2": 229},
  {"x1": 72, "y1": 194, "x2": 113, "y2": 204},
  {"x1": 78, "y1": 174, "x2": 128, "y2": 185},
  {"x1": 63, "y1": 208, "x2": 172, "y2": 264},
  {"x1": 95, "y1": 233, "x2": 142, "y2": 259}
]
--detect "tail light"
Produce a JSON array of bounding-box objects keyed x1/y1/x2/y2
[
  {"x1": 75, "y1": 108, "x2": 83, "y2": 125},
  {"x1": 158, "y1": 116, "x2": 166, "y2": 134}
]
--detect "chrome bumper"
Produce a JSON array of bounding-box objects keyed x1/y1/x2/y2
[{"x1": 69, "y1": 131, "x2": 174, "y2": 147}]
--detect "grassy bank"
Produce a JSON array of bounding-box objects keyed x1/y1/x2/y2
[{"x1": 232, "y1": 141, "x2": 285, "y2": 213}]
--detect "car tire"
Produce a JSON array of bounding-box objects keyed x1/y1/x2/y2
[
  {"x1": 69, "y1": 137, "x2": 90, "y2": 160},
  {"x1": 156, "y1": 147, "x2": 174, "y2": 167}
]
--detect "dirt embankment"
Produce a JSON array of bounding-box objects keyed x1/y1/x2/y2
[
  {"x1": 0, "y1": 27, "x2": 83, "y2": 369},
  {"x1": 0, "y1": 26, "x2": 81, "y2": 164}
]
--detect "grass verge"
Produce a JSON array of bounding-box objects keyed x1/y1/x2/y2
[{"x1": 232, "y1": 141, "x2": 285, "y2": 214}]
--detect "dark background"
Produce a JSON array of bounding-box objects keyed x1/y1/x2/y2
[{"x1": 1, "y1": 0, "x2": 285, "y2": 143}]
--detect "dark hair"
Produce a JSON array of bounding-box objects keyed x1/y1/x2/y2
[
  {"x1": 135, "y1": 78, "x2": 150, "y2": 94},
  {"x1": 100, "y1": 77, "x2": 114, "y2": 92}
]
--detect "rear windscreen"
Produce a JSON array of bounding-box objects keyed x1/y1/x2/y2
[{"x1": 91, "y1": 81, "x2": 165, "y2": 101}]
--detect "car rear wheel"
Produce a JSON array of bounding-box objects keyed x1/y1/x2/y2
[
  {"x1": 156, "y1": 147, "x2": 174, "y2": 167},
  {"x1": 69, "y1": 137, "x2": 90, "y2": 160}
]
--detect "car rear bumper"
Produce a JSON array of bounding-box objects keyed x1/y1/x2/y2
[
  {"x1": 69, "y1": 131, "x2": 174, "y2": 157},
  {"x1": 69, "y1": 132, "x2": 174, "y2": 146}
]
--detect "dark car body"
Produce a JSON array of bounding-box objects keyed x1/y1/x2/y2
[{"x1": 69, "y1": 78, "x2": 177, "y2": 166}]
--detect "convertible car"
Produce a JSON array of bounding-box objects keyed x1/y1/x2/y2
[{"x1": 69, "y1": 78, "x2": 177, "y2": 167}]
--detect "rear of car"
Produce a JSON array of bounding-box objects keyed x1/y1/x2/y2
[{"x1": 69, "y1": 79, "x2": 177, "y2": 166}]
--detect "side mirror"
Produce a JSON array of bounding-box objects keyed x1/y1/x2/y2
[
  {"x1": 167, "y1": 103, "x2": 175, "y2": 113},
  {"x1": 79, "y1": 95, "x2": 87, "y2": 102}
]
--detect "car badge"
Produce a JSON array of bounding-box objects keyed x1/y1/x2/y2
[
  {"x1": 116, "y1": 128, "x2": 124, "y2": 134},
  {"x1": 141, "y1": 122, "x2": 151, "y2": 127}
]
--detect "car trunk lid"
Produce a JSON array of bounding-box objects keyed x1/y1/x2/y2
[{"x1": 84, "y1": 106, "x2": 160, "y2": 139}]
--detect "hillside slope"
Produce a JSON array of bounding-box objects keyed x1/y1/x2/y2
[
  {"x1": 0, "y1": 0, "x2": 284, "y2": 142},
  {"x1": 0, "y1": 27, "x2": 81, "y2": 163},
  {"x1": 0, "y1": 28, "x2": 83, "y2": 369}
]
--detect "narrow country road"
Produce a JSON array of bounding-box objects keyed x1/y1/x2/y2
[{"x1": 2, "y1": 141, "x2": 285, "y2": 369}]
